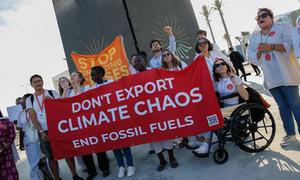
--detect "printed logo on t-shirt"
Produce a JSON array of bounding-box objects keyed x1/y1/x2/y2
[
  {"x1": 268, "y1": 31, "x2": 276, "y2": 37},
  {"x1": 227, "y1": 83, "x2": 234, "y2": 90},
  {"x1": 265, "y1": 53, "x2": 271, "y2": 61}
]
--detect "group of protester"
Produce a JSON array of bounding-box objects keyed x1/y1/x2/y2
[{"x1": 1, "y1": 7, "x2": 300, "y2": 180}]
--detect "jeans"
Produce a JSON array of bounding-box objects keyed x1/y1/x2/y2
[
  {"x1": 269, "y1": 86, "x2": 300, "y2": 136},
  {"x1": 113, "y1": 147, "x2": 134, "y2": 167}
]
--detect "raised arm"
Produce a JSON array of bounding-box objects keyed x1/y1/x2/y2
[{"x1": 164, "y1": 26, "x2": 176, "y2": 54}]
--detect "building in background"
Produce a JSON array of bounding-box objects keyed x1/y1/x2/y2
[
  {"x1": 52, "y1": 0, "x2": 199, "y2": 72},
  {"x1": 52, "y1": 70, "x2": 70, "y2": 92},
  {"x1": 276, "y1": 8, "x2": 300, "y2": 27}
]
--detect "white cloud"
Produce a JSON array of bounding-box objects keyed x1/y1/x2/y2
[{"x1": 0, "y1": 0, "x2": 67, "y2": 114}]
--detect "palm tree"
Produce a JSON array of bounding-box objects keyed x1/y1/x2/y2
[
  {"x1": 223, "y1": 33, "x2": 231, "y2": 48},
  {"x1": 235, "y1": 31, "x2": 250, "y2": 57},
  {"x1": 212, "y1": 0, "x2": 233, "y2": 48},
  {"x1": 200, "y1": 5, "x2": 216, "y2": 43},
  {"x1": 241, "y1": 31, "x2": 250, "y2": 41}
]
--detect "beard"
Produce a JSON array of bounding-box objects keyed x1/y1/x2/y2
[{"x1": 152, "y1": 48, "x2": 161, "y2": 53}]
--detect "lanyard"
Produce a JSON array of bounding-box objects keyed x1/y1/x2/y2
[
  {"x1": 35, "y1": 92, "x2": 45, "y2": 113},
  {"x1": 260, "y1": 24, "x2": 274, "y2": 44}
]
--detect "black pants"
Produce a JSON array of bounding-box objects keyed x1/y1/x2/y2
[
  {"x1": 234, "y1": 65, "x2": 247, "y2": 81},
  {"x1": 82, "y1": 152, "x2": 110, "y2": 176},
  {"x1": 251, "y1": 64, "x2": 261, "y2": 75}
]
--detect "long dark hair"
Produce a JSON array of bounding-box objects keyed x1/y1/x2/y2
[
  {"x1": 58, "y1": 77, "x2": 71, "y2": 96},
  {"x1": 161, "y1": 49, "x2": 181, "y2": 69},
  {"x1": 195, "y1": 37, "x2": 213, "y2": 54},
  {"x1": 213, "y1": 58, "x2": 235, "y2": 82},
  {"x1": 0, "y1": 110, "x2": 3, "y2": 118}
]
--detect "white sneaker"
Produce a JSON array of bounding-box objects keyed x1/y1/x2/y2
[
  {"x1": 127, "y1": 166, "x2": 135, "y2": 177},
  {"x1": 118, "y1": 167, "x2": 125, "y2": 178},
  {"x1": 280, "y1": 135, "x2": 298, "y2": 147},
  {"x1": 194, "y1": 142, "x2": 209, "y2": 154}
]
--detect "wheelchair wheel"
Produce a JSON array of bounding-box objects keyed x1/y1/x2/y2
[
  {"x1": 213, "y1": 148, "x2": 228, "y2": 164},
  {"x1": 230, "y1": 103, "x2": 276, "y2": 153}
]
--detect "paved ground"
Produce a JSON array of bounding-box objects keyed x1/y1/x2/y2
[{"x1": 16, "y1": 64, "x2": 300, "y2": 180}]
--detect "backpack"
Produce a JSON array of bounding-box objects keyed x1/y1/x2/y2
[
  {"x1": 178, "y1": 61, "x2": 183, "y2": 70},
  {"x1": 30, "y1": 90, "x2": 55, "y2": 105}
]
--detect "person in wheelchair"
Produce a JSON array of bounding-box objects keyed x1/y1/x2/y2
[
  {"x1": 192, "y1": 58, "x2": 250, "y2": 155},
  {"x1": 213, "y1": 58, "x2": 249, "y2": 107}
]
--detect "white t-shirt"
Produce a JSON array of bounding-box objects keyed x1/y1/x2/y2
[
  {"x1": 247, "y1": 23, "x2": 300, "y2": 89},
  {"x1": 26, "y1": 90, "x2": 60, "y2": 130},
  {"x1": 166, "y1": 61, "x2": 188, "y2": 71},
  {"x1": 67, "y1": 86, "x2": 90, "y2": 97},
  {"x1": 216, "y1": 76, "x2": 243, "y2": 106},
  {"x1": 91, "y1": 80, "x2": 113, "y2": 89}
]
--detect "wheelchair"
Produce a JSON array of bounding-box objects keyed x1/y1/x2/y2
[{"x1": 189, "y1": 83, "x2": 276, "y2": 164}]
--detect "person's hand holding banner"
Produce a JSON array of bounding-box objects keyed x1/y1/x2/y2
[{"x1": 45, "y1": 56, "x2": 224, "y2": 160}]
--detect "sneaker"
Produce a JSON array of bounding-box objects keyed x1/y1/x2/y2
[
  {"x1": 127, "y1": 166, "x2": 135, "y2": 177},
  {"x1": 194, "y1": 142, "x2": 209, "y2": 154},
  {"x1": 280, "y1": 135, "x2": 298, "y2": 147},
  {"x1": 118, "y1": 167, "x2": 125, "y2": 178},
  {"x1": 186, "y1": 141, "x2": 203, "y2": 149}
]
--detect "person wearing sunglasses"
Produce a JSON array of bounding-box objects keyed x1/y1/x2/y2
[
  {"x1": 247, "y1": 8, "x2": 300, "y2": 147},
  {"x1": 195, "y1": 29, "x2": 228, "y2": 61},
  {"x1": 188, "y1": 37, "x2": 234, "y2": 153},
  {"x1": 212, "y1": 59, "x2": 249, "y2": 107},
  {"x1": 195, "y1": 37, "x2": 233, "y2": 81},
  {"x1": 161, "y1": 49, "x2": 187, "y2": 71}
]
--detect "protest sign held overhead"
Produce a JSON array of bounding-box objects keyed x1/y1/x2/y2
[{"x1": 71, "y1": 36, "x2": 131, "y2": 86}]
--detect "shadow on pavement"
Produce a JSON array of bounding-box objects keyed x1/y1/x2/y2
[{"x1": 254, "y1": 149, "x2": 300, "y2": 177}]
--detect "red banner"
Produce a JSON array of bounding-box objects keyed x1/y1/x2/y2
[{"x1": 45, "y1": 56, "x2": 223, "y2": 160}]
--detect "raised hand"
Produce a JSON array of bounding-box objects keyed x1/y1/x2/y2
[{"x1": 164, "y1": 26, "x2": 173, "y2": 35}]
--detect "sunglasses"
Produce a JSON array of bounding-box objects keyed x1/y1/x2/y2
[
  {"x1": 214, "y1": 62, "x2": 226, "y2": 68},
  {"x1": 256, "y1": 13, "x2": 269, "y2": 20},
  {"x1": 163, "y1": 52, "x2": 171, "y2": 57},
  {"x1": 198, "y1": 41, "x2": 208, "y2": 47}
]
